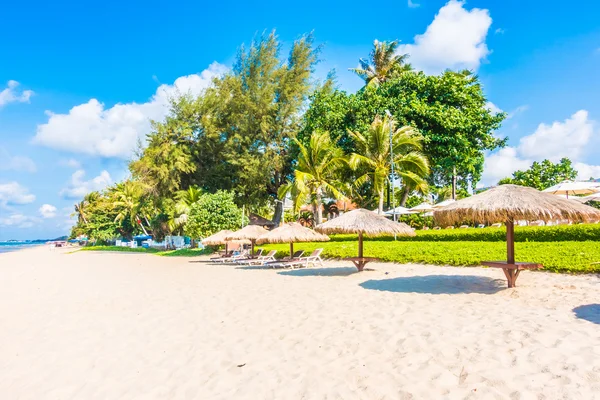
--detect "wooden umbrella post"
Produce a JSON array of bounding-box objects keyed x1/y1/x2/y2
[
  {"x1": 251, "y1": 239, "x2": 255, "y2": 256},
  {"x1": 290, "y1": 242, "x2": 294, "y2": 259},
  {"x1": 358, "y1": 232, "x2": 363, "y2": 258},
  {"x1": 225, "y1": 242, "x2": 229, "y2": 256},
  {"x1": 505, "y1": 219, "x2": 517, "y2": 288}
]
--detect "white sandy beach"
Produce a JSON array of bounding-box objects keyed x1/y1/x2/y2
[{"x1": 1, "y1": 246, "x2": 600, "y2": 399}]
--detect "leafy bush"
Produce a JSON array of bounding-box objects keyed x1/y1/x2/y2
[
  {"x1": 320, "y1": 223, "x2": 600, "y2": 242},
  {"x1": 185, "y1": 191, "x2": 246, "y2": 239}
]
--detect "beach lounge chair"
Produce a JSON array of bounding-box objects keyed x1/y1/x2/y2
[
  {"x1": 213, "y1": 249, "x2": 249, "y2": 263},
  {"x1": 272, "y1": 248, "x2": 324, "y2": 269},
  {"x1": 263, "y1": 250, "x2": 305, "y2": 268},
  {"x1": 242, "y1": 250, "x2": 277, "y2": 266},
  {"x1": 234, "y1": 249, "x2": 267, "y2": 265}
]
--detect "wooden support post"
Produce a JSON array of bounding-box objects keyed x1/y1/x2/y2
[
  {"x1": 357, "y1": 232, "x2": 365, "y2": 271},
  {"x1": 506, "y1": 219, "x2": 516, "y2": 288},
  {"x1": 290, "y1": 242, "x2": 294, "y2": 258},
  {"x1": 251, "y1": 239, "x2": 255, "y2": 256}
]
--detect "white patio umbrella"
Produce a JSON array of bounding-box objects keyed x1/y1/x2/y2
[
  {"x1": 433, "y1": 199, "x2": 456, "y2": 208},
  {"x1": 384, "y1": 206, "x2": 416, "y2": 216},
  {"x1": 409, "y1": 202, "x2": 434, "y2": 213},
  {"x1": 543, "y1": 180, "x2": 600, "y2": 198},
  {"x1": 571, "y1": 192, "x2": 600, "y2": 203}
]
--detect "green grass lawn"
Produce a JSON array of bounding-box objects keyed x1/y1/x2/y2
[
  {"x1": 79, "y1": 246, "x2": 212, "y2": 257},
  {"x1": 78, "y1": 239, "x2": 600, "y2": 274},
  {"x1": 258, "y1": 240, "x2": 600, "y2": 274}
]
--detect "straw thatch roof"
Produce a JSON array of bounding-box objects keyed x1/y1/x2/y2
[
  {"x1": 434, "y1": 184, "x2": 600, "y2": 226},
  {"x1": 224, "y1": 225, "x2": 269, "y2": 240},
  {"x1": 315, "y1": 209, "x2": 415, "y2": 237},
  {"x1": 201, "y1": 229, "x2": 233, "y2": 246},
  {"x1": 256, "y1": 222, "x2": 330, "y2": 244}
]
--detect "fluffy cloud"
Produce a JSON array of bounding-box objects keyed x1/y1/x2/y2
[
  {"x1": 39, "y1": 204, "x2": 58, "y2": 218},
  {"x1": 0, "y1": 182, "x2": 36, "y2": 207},
  {"x1": 60, "y1": 170, "x2": 112, "y2": 199},
  {"x1": 0, "y1": 148, "x2": 36, "y2": 173},
  {"x1": 397, "y1": 0, "x2": 492, "y2": 74},
  {"x1": 59, "y1": 158, "x2": 82, "y2": 169},
  {"x1": 481, "y1": 110, "x2": 600, "y2": 185},
  {"x1": 485, "y1": 101, "x2": 502, "y2": 115},
  {"x1": 0, "y1": 214, "x2": 40, "y2": 229},
  {"x1": 407, "y1": 0, "x2": 420, "y2": 8},
  {"x1": 33, "y1": 62, "x2": 227, "y2": 159},
  {"x1": 0, "y1": 80, "x2": 34, "y2": 107},
  {"x1": 518, "y1": 110, "x2": 592, "y2": 161}
]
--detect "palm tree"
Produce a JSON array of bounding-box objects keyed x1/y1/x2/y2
[
  {"x1": 72, "y1": 191, "x2": 100, "y2": 225},
  {"x1": 171, "y1": 185, "x2": 203, "y2": 231},
  {"x1": 348, "y1": 115, "x2": 429, "y2": 214},
  {"x1": 279, "y1": 131, "x2": 347, "y2": 225},
  {"x1": 112, "y1": 181, "x2": 145, "y2": 232},
  {"x1": 349, "y1": 40, "x2": 411, "y2": 88}
]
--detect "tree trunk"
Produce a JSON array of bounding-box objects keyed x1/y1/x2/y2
[
  {"x1": 452, "y1": 166, "x2": 457, "y2": 200},
  {"x1": 386, "y1": 182, "x2": 390, "y2": 209},
  {"x1": 272, "y1": 200, "x2": 283, "y2": 227},
  {"x1": 315, "y1": 190, "x2": 323, "y2": 225},
  {"x1": 399, "y1": 187, "x2": 410, "y2": 207},
  {"x1": 378, "y1": 188, "x2": 385, "y2": 214}
]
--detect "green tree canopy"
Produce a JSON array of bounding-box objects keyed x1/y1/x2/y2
[
  {"x1": 301, "y1": 70, "x2": 506, "y2": 192},
  {"x1": 349, "y1": 40, "x2": 411, "y2": 88},
  {"x1": 498, "y1": 158, "x2": 578, "y2": 190},
  {"x1": 185, "y1": 191, "x2": 246, "y2": 239}
]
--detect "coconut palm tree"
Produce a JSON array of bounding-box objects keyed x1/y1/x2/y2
[
  {"x1": 349, "y1": 40, "x2": 411, "y2": 88},
  {"x1": 171, "y1": 185, "x2": 203, "y2": 231},
  {"x1": 112, "y1": 180, "x2": 145, "y2": 232},
  {"x1": 279, "y1": 131, "x2": 347, "y2": 225},
  {"x1": 348, "y1": 115, "x2": 429, "y2": 214}
]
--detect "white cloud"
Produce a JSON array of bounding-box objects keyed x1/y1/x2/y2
[
  {"x1": 39, "y1": 204, "x2": 58, "y2": 218},
  {"x1": 33, "y1": 62, "x2": 227, "y2": 159},
  {"x1": 486, "y1": 101, "x2": 502, "y2": 114},
  {"x1": 0, "y1": 182, "x2": 36, "y2": 207},
  {"x1": 507, "y1": 105, "x2": 529, "y2": 119},
  {"x1": 408, "y1": 0, "x2": 420, "y2": 8},
  {"x1": 518, "y1": 110, "x2": 592, "y2": 161},
  {"x1": 494, "y1": 28, "x2": 505, "y2": 35},
  {"x1": 0, "y1": 213, "x2": 40, "y2": 229},
  {"x1": 0, "y1": 148, "x2": 36, "y2": 173},
  {"x1": 0, "y1": 80, "x2": 34, "y2": 108},
  {"x1": 481, "y1": 147, "x2": 532, "y2": 185},
  {"x1": 481, "y1": 110, "x2": 600, "y2": 185},
  {"x1": 59, "y1": 158, "x2": 81, "y2": 169},
  {"x1": 397, "y1": 0, "x2": 492, "y2": 74},
  {"x1": 574, "y1": 163, "x2": 600, "y2": 181},
  {"x1": 60, "y1": 169, "x2": 112, "y2": 199}
]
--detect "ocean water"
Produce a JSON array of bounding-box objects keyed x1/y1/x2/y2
[{"x1": 0, "y1": 242, "x2": 43, "y2": 254}]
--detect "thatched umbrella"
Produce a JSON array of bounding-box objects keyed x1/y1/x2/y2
[
  {"x1": 434, "y1": 184, "x2": 600, "y2": 287},
  {"x1": 225, "y1": 225, "x2": 269, "y2": 255},
  {"x1": 315, "y1": 209, "x2": 415, "y2": 271},
  {"x1": 256, "y1": 222, "x2": 329, "y2": 257},
  {"x1": 409, "y1": 202, "x2": 434, "y2": 213},
  {"x1": 202, "y1": 230, "x2": 250, "y2": 254}
]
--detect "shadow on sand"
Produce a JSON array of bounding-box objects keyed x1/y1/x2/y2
[
  {"x1": 278, "y1": 267, "x2": 359, "y2": 277},
  {"x1": 360, "y1": 275, "x2": 505, "y2": 295},
  {"x1": 573, "y1": 304, "x2": 600, "y2": 324}
]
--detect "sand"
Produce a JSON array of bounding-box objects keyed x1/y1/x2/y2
[{"x1": 1, "y1": 246, "x2": 600, "y2": 399}]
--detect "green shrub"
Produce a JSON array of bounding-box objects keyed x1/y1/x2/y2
[{"x1": 321, "y1": 223, "x2": 600, "y2": 243}]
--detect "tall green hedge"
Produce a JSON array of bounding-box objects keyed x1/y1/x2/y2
[{"x1": 328, "y1": 223, "x2": 600, "y2": 243}]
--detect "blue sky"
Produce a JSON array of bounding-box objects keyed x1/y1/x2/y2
[{"x1": 1, "y1": 0, "x2": 600, "y2": 240}]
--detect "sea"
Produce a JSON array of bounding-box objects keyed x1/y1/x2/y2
[{"x1": 0, "y1": 241, "x2": 45, "y2": 254}]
